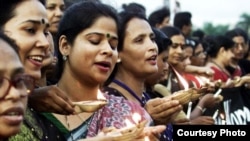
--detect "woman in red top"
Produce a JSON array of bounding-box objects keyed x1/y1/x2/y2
[{"x1": 205, "y1": 35, "x2": 236, "y2": 86}]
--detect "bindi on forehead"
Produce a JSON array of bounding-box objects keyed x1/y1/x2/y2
[
  {"x1": 106, "y1": 33, "x2": 110, "y2": 39},
  {"x1": 41, "y1": 19, "x2": 49, "y2": 27}
]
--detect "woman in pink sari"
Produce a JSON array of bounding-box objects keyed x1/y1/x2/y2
[{"x1": 43, "y1": 1, "x2": 165, "y2": 140}]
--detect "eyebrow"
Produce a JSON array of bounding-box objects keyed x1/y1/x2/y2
[
  {"x1": 134, "y1": 34, "x2": 146, "y2": 39},
  {"x1": 86, "y1": 32, "x2": 118, "y2": 39},
  {"x1": 21, "y1": 20, "x2": 50, "y2": 28},
  {"x1": 134, "y1": 32, "x2": 154, "y2": 39}
]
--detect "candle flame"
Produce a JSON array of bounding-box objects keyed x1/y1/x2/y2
[
  {"x1": 220, "y1": 113, "x2": 225, "y2": 120},
  {"x1": 144, "y1": 136, "x2": 150, "y2": 141},
  {"x1": 125, "y1": 113, "x2": 141, "y2": 127},
  {"x1": 132, "y1": 113, "x2": 141, "y2": 124},
  {"x1": 125, "y1": 119, "x2": 134, "y2": 128},
  {"x1": 97, "y1": 89, "x2": 106, "y2": 100}
]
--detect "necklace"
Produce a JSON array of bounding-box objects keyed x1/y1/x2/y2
[
  {"x1": 65, "y1": 114, "x2": 84, "y2": 141},
  {"x1": 113, "y1": 79, "x2": 150, "y2": 106},
  {"x1": 65, "y1": 115, "x2": 74, "y2": 141},
  {"x1": 65, "y1": 114, "x2": 93, "y2": 141}
]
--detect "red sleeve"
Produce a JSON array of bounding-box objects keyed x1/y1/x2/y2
[{"x1": 211, "y1": 66, "x2": 229, "y2": 82}]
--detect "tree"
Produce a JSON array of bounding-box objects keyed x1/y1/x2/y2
[
  {"x1": 202, "y1": 22, "x2": 229, "y2": 36},
  {"x1": 235, "y1": 13, "x2": 250, "y2": 35}
]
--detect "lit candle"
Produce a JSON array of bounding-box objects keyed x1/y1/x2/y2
[
  {"x1": 132, "y1": 113, "x2": 141, "y2": 124},
  {"x1": 220, "y1": 113, "x2": 226, "y2": 125},
  {"x1": 186, "y1": 101, "x2": 192, "y2": 119},
  {"x1": 123, "y1": 113, "x2": 142, "y2": 131},
  {"x1": 221, "y1": 120, "x2": 226, "y2": 125},
  {"x1": 213, "y1": 88, "x2": 222, "y2": 97},
  {"x1": 212, "y1": 109, "x2": 219, "y2": 120},
  {"x1": 123, "y1": 113, "x2": 141, "y2": 130}
]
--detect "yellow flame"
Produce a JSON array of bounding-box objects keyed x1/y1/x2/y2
[
  {"x1": 97, "y1": 89, "x2": 106, "y2": 100},
  {"x1": 220, "y1": 113, "x2": 225, "y2": 120},
  {"x1": 125, "y1": 118, "x2": 134, "y2": 128},
  {"x1": 144, "y1": 136, "x2": 150, "y2": 141},
  {"x1": 125, "y1": 113, "x2": 141, "y2": 127},
  {"x1": 132, "y1": 113, "x2": 141, "y2": 124}
]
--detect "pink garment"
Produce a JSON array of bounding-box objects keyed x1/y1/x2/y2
[{"x1": 87, "y1": 94, "x2": 152, "y2": 137}]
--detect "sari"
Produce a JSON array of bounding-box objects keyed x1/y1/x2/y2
[{"x1": 43, "y1": 94, "x2": 152, "y2": 140}]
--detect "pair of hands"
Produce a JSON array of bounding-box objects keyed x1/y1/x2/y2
[
  {"x1": 145, "y1": 96, "x2": 214, "y2": 126},
  {"x1": 188, "y1": 93, "x2": 223, "y2": 120},
  {"x1": 28, "y1": 86, "x2": 166, "y2": 141},
  {"x1": 79, "y1": 121, "x2": 166, "y2": 141},
  {"x1": 145, "y1": 97, "x2": 183, "y2": 125}
]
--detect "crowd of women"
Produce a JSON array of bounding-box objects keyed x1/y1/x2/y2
[{"x1": 0, "y1": 0, "x2": 250, "y2": 141}]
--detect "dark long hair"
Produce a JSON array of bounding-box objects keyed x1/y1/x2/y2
[
  {"x1": 205, "y1": 35, "x2": 235, "y2": 58},
  {"x1": 0, "y1": 0, "x2": 45, "y2": 28},
  {"x1": 56, "y1": 1, "x2": 119, "y2": 80}
]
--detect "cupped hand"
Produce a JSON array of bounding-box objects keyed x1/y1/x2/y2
[
  {"x1": 144, "y1": 97, "x2": 182, "y2": 125},
  {"x1": 87, "y1": 122, "x2": 166, "y2": 141},
  {"x1": 139, "y1": 125, "x2": 166, "y2": 141}
]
